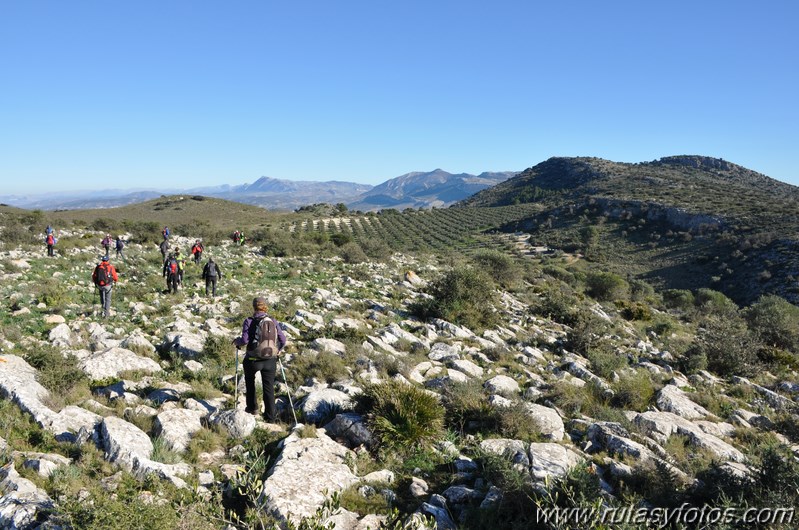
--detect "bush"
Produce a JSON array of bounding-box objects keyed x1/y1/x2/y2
[
  {"x1": 584, "y1": 343, "x2": 627, "y2": 380},
  {"x1": 411, "y1": 265, "x2": 498, "y2": 332},
  {"x1": 24, "y1": 346, "x2": 88, "y2": 400},
  {"x1": 441, "y1": 380, "x2": 494, "y2": 435},
  {"x1": 662, "y1": 289, "x2": 695, "y2": 312},
  {"x1": 356, "y1": 380, "x2": 445, "y2": 451},
  {"x1": 689, "y1": 316, "x2": 758, "y2": 377},
  {"x1": 358, "y1": 237, "x2": 392, "y2": 261},
  {"x1": 585, "y1": 271, "x2": 629, "y2": 301},
  {"x1": 202, "y1": 334, "x2": 232, "y2": 363},
  {"x1": 694, "y1": 288, "x2": 738, "y2": 317},
  {"x1": 611, "y1": 370, "x2": 656, "y2": 411},
  {"x1": 338, "y1": 242, "x2": 368, "y2": 264},
  {"x1": 745, "y1": 295, "x2": 799, "y2": 352},
  {"x1": 565, "y1": 309, "x2": 609, "y2": 356},
  {"x1": 616, "y1": 300, "x2": 652, "y2": 321},
  {"x1": 471, "y1": 250, "x2": 522, "y2": 289}
]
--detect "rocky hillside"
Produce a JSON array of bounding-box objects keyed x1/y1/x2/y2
[
  {"x1": 2, "y1": 216, "x2": 799, "y2": 529},
  {"x1": 458, "y1": 156, "x2": 799, "y2": 306}
]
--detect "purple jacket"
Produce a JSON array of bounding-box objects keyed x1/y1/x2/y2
[{"x1": 234, "y1": 311, "x2": 287, "y2": 354}]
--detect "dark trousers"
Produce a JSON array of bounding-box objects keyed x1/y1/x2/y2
[
  {"x1": 103, "y1": 245, "x2": 110, "y2": 257},
  {"x1": 194, "y1": 252, "x2": 202, "y2": 264},
  {"x1": 166, "y1": 273, "x2": 178, "y2": 293},
  {"x1": 47, "y1": 244, "x2": 54, "y2": 256},
  {"x1": 243, "y1": 357, "x2": 277, "y2": 421},
  {"x1": 205, "y1": 276, "x2": 217, "y2": 296}
]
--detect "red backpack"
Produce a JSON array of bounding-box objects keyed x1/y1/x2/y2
[{"x1": 95, "y1": 263, "x2": 111, "y2": 286}]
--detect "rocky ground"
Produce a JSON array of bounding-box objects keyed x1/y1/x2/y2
[{"x1": 1, "y1": 230, "x2": 799, "y2": 529}]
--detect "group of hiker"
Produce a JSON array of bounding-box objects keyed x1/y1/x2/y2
[
  {"x1": 232, "y1": 230, "x2": 246, "y2": 245},
  {"x1": 48, "y1": 223, "x2": 283, "y2": 423}
]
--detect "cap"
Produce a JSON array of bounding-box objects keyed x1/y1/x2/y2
[{"x1": 101, "y1": 256, "x2": 109, "y2": 261}]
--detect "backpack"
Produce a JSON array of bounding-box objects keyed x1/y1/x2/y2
[
  {"x1": 46, "y1": 235, "x2": 54, "y2": 245},
  {"x1": 205, "y1": 262, "x2": 217, "y2": 277},
  {"x1": 168, "y1": 258, "x2": 178, "y2": 275},
  {"x1": 116, "y1": 240, "x2": 124, "y2": 250},
  {"x1": 95, "y1": 263, "x2": 111, "y2": 286},
  {"x1": 248, "y1": 316, "x2": 279, "y2": 359}
]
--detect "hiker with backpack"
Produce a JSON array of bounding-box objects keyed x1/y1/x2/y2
[
  {"x1": 45, "y1": 232, "x2": 56, "y2": 257},
  {"x1": 191, "y1": 240, "x2": 204, "y2": 264},
  {"x1": 201, "y1": 257, "x2": 222, "y2": 296},
  {"x1": 174, "y1": 248, "x2": 186, "y2": 285},
  {"x1": 163, "y1": 254, "x2": 180, "y2": 293},
  {"x1": 115, "y1": 236, "x2": 126, "y2": 261},
  {"x1": 92, "y1": 256, "x2": 119, "y2": 318},
  {"x1": 101, "y1": 234, "x2": 112, "y2": 257},
  {"x1": 159, "y1": 239, "x2": 170, "y2": 261},
  {"x1": 232, "y1": 230, "x2": 240, "y2": 244},
  {"x1": 162, "y1": 226, "x2": 170, "y2": 240},
  {"x1": 232, "y1": 297, "x2": 287, "y2": 422}
]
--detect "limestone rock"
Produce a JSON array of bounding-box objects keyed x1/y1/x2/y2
[
  {"x1": 526, "y1": 403, "x2": 565, "y2": 441},
  {"x1": 311, "y1": 338, "x2": 347, "y2": 356},
  {"x1": 154, "y1": 409, "x2": 205, "y2": 452},
  {"x1": 323, "y1": 413, "x2": 373, "y2": 448},
  {"x1": 78, "y1": 347, "x2": 162, "y2": 380},
  {"x1": 263, "y1": 428, "x2": 358, "y2": 525},
  {"x1": 484, "y1": 375, "x2": 520, "y2": 396},
  {"x1": 48, "y1": 323, "x2": 75, "y2": 347},
  {"x1": 0, "y1": 463, "x2": 54, "y2": 530},
  {"x1": 656, "y1": 385, "x2": 711, "y2": 419},
  {"x1": 210, "y1": 410, "x2": 256, "y2": 439},
  {"x1": 301, "y1": 388, "x2": 353, "y2": 425},
  {"x1": 449, "y1": 358, "x2": 483, "y2": 378},
  {"x1": 529, "y1": 443, "x2": 584, "y2": 481}
]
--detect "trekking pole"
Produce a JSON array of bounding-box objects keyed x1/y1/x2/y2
[
  {"x1": 278, "y1": 358, "x2": 298, "y2": 425},
  {"x1": 234, "y1": 348, "x2": 240, "y2": 408}
]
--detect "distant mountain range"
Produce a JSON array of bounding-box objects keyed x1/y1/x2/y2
[{"x1": 0, "y1": 170, "x2": 517, "y2": 211}]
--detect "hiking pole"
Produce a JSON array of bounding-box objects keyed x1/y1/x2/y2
[
  {"x1": 278, "y1": 358, "x2": 298, "y2": 425},
  {"x1": 234, "y1": 348, "x2": 240, "y2": 408}
]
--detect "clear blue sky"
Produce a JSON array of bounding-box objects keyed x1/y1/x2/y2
[{"x1": 1, "y1": 1, "x2": 797, "y2": 194}]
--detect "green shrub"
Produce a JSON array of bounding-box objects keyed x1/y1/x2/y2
[
  {"x1": 202, "y1": 334, "x2": 232, "y2": 363},
  {"x1": 694, "y1": 288, "x2": 738, "y2": 317},
  {"x1": 745, "y1": 295, "x2": 799, "y2": 352},
  {"x1": 37, "y1": 279, "x2": 70, "y2": 312},
  {"x1": 662, "y1": 289, "x2": 695, "y2": 312},
  {"x1": 531, "y1": 283, "x2": 581, "y2": 326},
  {"x1": 565, "y1": 310, "x2": 609, "y2": 356},
  {"x1": 358, "y1": 237, "x2": 392, "y2": 261},
  {"x1": 441, "y1": 380, "x2": 493, "y2": 435},
  {"x1": 585, "y1": 343, "x2": 627, "y2": 380},
  {"x1": 338, "y1": 242, "x2": 368, "y2": 264},
  {"x1": 287, "y1": 352, "x2": 350, "y2": 386},
  {"x1": 471, "y1": 250, "x2": 521, "y2": 289},
  {"x1": 24, "y1": 346, "x2": 88, "y2": 404},
  {"x1": 585, "y1": 271, "x2": 629, "y2": 301},
  {"x1": 356, "y1": 380, "x2": 445, "y2": 451},
  {"x1": 616, "y1": 300, "x2": 652, "y2": 321},
  {"x1": 611, "y1": 370, "x2": 656, "y2": 411},
  {"x1": 411, "y1": 265, "x2": 498, "y2": 332},
  {"x1": 689, "y1": 316, "x2": 758, "y2": 377},
  {"x1": 330, "y1": 233, "x2": 353, "y2": 247}
]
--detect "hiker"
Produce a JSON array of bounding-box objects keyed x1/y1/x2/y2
[
  {"x1": 92, "y1": 256, "x2": 118, "y2": 318},
  {"x1": 45, "y1": 232, "x2": 56, "y2": 257},
  {"x1": 162, "y1": 226, "x2": 170, "y2": 240},
  {"x1": 238, "y1": 231, "x2": 246, "y2": 246},
  {"x1": 115, "y1": 236, "x2": 126, "y2": 260},
  {"x1": 191, "y1": 240, "x2": 204, "y2": 264},
  {"x1": 232, "y1": 230, "x2": 240, "y2": 244},
  {"x1": 202, "y1": 257, "x2": 222, "y2": 296},
  {"x1": 163, "y1": 253, "x2": 180, "y2": 293},
  {"x1": 45, "y1": 225, "x2": 54, "y2": 236},
  {"x1": 101, "y1": 234, "x2": 112, "y2": 257},
  {"x1": 174, "y1": 248, "x2": 186, "y2": 285},
  {"x1": 159, "y1": 239, "x2": 169, "y2": 260},
  {"x1": 232, "y1": 297, "x2": 287, "y2": 422}
]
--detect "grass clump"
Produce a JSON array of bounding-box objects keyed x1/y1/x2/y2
[
  {"x1": 611, "y1": 369, "x2": 657, "y2": 412},
  {"x1": 24, "y1": 346, "x2": 89, "y2": 406},
  {"x1": 356, "y1": 380, "x2": 444, "y2": 452}
]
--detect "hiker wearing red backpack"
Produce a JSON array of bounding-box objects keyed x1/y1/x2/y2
[
  {"x1": 163, "y1": 253, "x2": 180, "y2": 294},
  {"x1": 45, "y1": 232, "x2": 56, "y2": 257},
  {"x1": 191, "y1": 240, "x2": 204, "y2": 264},
  {"x1": 232, "y1": 297, "x2": 287, "y2": 422},
  {"x1": 92, "y1": 256, "x2": 119, "y2": 318}
]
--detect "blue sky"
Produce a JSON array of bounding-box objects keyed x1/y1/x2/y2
[{"x1": 1, "y1": 1, "x2": 797, "y2": 194}]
